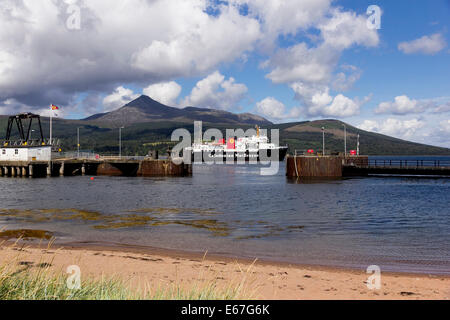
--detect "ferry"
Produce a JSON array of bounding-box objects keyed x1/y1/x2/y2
[{"x1": 186, "y1": 126, "x2": 288, "y2": 163}]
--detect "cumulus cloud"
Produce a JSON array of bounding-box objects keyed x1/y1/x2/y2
[
  {"x1": 182, "y1": 71, "x2": 247, "y2": 110},
  {"x1": 331, "y1": 65, "x2": 362, "y2": 91},
  {"x1": 131, "y1": 3, "x2": 261, "y2": 77},
  {"x1": 255, "y1": 97, "x2": 301, "y2": 120},
  {"x1": 376, "y1": 95, "x2": 450, "y2": 115},
  {"x1": 232, "y1": 0, "x2": 331, "y2": 49},
  {"x1": 262, "y1": 9, "x2": 379, "y2": 118},
  {"x1": 291, "y1": 84, "x2": 368, "y2": 117},
  {"x1": 398, "y1": 33, "x2": 447, "y2": 55},
  {"x1": 2, "y1": 0, "x2": 371, "y2": 116},
  {"x1": 263, "y1": 9, "x2": 378, "y2": 84},
  {"x1": 359, "y1": 118, "x2": 425, "y2": 139},
  {"x1": 376, "y1": 95, "x2": 429, "y2": 114},
  {"x1": 102, "y1": 87, "x2": 139, "y2": 112},
  {"x1": 318, "y1": 9, "x2": 379, "y2": 49},
  {"x1": 433, "y1": 101, "x2": 450, "y2": 113},
  {"x1": 264, "y1": 43, "x2": 337, "y2": 84},
  {"x1": 0, "y1": 97, "x2": 73, "y2": 118},
  {"x1": 143, "y1": 81, "x2": 182, "y2": 106},
  {"x1": 0, "y1": 0, "x2": 262, "y2": 109},
  {"x1": 440, "y1": 120, "x2": 450, "y2": 134}
]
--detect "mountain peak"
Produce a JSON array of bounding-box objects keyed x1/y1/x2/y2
[{"x1": 85, "y1": 94, "x2": 272, "y2": 126}]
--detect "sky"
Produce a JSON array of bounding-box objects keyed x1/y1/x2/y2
[{"x1": 0, "y1": 0, "x2": 449, "y2": 147}]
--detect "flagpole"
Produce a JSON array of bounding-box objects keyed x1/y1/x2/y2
[{"x1": 50, "y1": 105, "x2": 52, "y2": 146}]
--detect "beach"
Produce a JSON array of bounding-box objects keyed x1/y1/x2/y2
[{"x1": 1, "y1": 242, "x2": 448, "y2": 300}]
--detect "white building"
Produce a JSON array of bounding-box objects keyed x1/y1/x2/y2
[{"x1": 0, "y1": 146, "x2": 52, "y2": 162}]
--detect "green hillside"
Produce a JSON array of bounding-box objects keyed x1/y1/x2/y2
[{"x1": 1, "y1": 116, "x2": 449, "y2": 156}]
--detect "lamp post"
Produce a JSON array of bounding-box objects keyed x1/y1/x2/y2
[
  {"x1": 321, "y1": 127, "x2": 325, "y2": 156},
  {"x1": 30, "y1": 129, "x2": 35, "y2": 142},
  {"x1": 357, "y1": 133, "x2": 360, "y2": 156},
  {"x1": 342, "y1": 124, "x2": 347, "y2": 157},
  {"x1": 77, "y1": 127, "x2": 81, "y2": 158},
  {"x1": 119, "y1": 127, "x2": 125, "y2": 158}
]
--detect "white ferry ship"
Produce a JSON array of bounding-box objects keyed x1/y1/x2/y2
[{"x1": 186, "y1": 126, "x2": 288, "y2": 163}]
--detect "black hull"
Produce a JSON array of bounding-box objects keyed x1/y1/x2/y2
[{"x1": 191, "y1": 147, "x2": 288, "y2": 163}]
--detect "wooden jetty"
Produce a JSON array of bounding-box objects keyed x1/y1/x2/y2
[
  {"x1": 287, "y1": 155, "x2": 450, "y2": 178},
  {"x1": 0, "y1": 157, "x2": 192, "y2": 178}
]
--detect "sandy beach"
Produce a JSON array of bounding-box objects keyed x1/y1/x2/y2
[{"x1": 1, "y1": 242, "x2": 448, "y2": 300}]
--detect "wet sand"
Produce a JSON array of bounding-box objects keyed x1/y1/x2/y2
[{"x1": 1, "y1": 242, "x2": 449, "y2": 300}]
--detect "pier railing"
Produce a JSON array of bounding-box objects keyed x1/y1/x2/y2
[
  {"x1": 368, "y1": 159, "x2": 450, "y2": 168},
  {"x1": 53, "y1": 152, "x2": 153, "y2": 161}
]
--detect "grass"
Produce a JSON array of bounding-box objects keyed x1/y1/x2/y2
[{"x1": 0, "y1": 242, "x2": 257, "y2": 300}]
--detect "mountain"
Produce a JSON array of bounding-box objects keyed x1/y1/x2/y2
[
  {"x1": 85, "y1": 95, "x2": 272, "y2": 126},
  {"x1": 1, "y1": 104, "x2": 449, "y2": 156},
  {"x1": 276, "y1": 119, "x2": 450, "y2": 156}
]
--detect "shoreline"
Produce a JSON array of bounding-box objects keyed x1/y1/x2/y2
[
  {"x1": 1, "y1": 240, "x2": 449, "y2": 299},
  {"x1": 59, "y1": 240, "x2": 450, "y2": 278},
  {"x1": 4, "y1": 238, "x2": 450, "y2": 278}
]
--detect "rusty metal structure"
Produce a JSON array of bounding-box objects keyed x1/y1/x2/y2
[{"x1": 287, "y1": 155, "x2": 450, "y2": 178}]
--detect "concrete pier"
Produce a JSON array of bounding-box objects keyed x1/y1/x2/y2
[{"x1": 0, "y1": 158, "x2": 192, "y2": 178}]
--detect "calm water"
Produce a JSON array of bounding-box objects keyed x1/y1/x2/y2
[{"x1": 0, "y1": 157, "x2": 449, "y2": 274}]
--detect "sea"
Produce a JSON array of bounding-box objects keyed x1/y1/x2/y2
[{"x1": 0, "y1": 156, "x2": 449, "y2": 274}]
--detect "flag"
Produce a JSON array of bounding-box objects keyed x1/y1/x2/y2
[{"x1": 50, "y1": 104, "x2": 59, "y2": 110}]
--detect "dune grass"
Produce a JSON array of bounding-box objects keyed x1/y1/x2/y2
[{"x1": 0, "y1": 243, "x2": 256, "y2": 300}]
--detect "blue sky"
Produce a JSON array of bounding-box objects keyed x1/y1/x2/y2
[{"x1": 0, "y1": 0, "x2": 449, "y2": 147}]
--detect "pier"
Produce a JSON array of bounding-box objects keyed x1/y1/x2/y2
[
  {"x1": 343, "y1": 158, "x2": 450, "y2": 177},
  {"x1": 0, "y1": 157, "x2": 192, "y2": 178},
  {"x1": 287, "y1": 156, "x2": 450, "y2": 178}
]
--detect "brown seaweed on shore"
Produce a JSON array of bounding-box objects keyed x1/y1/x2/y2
[
  {"x1": 0, "y1": 207, "x2": 304, "y2": 240},
  {"x1": 0, "y1": 229, "x2": 53, "y2": 240}
]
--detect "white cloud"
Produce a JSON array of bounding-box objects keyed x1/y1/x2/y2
[
  {"x1": 376, "y1": 95, "x2": 450, "y2": 115},
  {"x1": 432, "y1": 101, "x2": 450, "y2": 113},
  {"x1": 318, "y1": 9, "x2": 379, "y2": 49},
  {"x1": 255, "y1": 97, "x2": 301, "y2": 120},
  {"x1": 262, "y1": 9, "x2": 379, "y2": 119},
  {"x1": 398, "y1": 33, "x2": 447, "y2": 55},
  {"x1": 376, "y1": 95, "x2": 426, "y2": 114},
  {"x1": 291, "y1": 84, "x2": 367, "y2": 118},
  {"x1": 264, "y1": 43, "x2": 337, "y2": 84},
  {"x1": 440, "y1": 120, "x2": 450, "y2": 134},
  {"x1": 182, "y1": 71, "x2": 247, "y2": 110},
  {"x1": 0, "y1": 0, "x2": 262, "y2": 109},
  {"x1": 359, "y1": 118, "x2": 425, "y2": 139},
  {"x1": 131, "y1": 3, "x2": 261, "y2": 77},
  {"x1": 143, "y1": 81, "x2": 182, "y2": 106},
  {"x1": 332, "y1": 65, "x2": 362, "y2": 91},
  {"x1": 232, "y1": 0, "x2": 331, "y2": 49},
  {"x1": 102, "y1": 86, "x2": 139, "y2": 112},
  {"x1": 0, "y1": 98, "x2": 72, "y2": 118}
]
